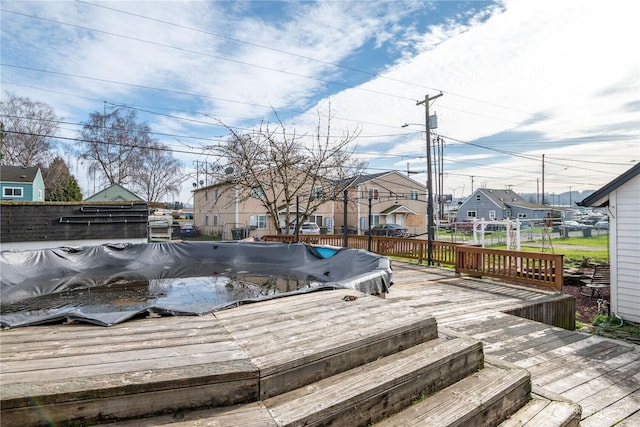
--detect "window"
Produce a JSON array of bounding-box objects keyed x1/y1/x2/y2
[
  {"x1": 3, "y1": 187, "x2": 22, "y2": 197},
  {"x1": 213, "y1": 215, "x2": 218, "y2": 226},
  {"x1": 205, "y1": 190, "x2": 208, "y2": 201},
  {"x1": 518, "y1": 213, "x2": 527, "y2": 219},
  {"x1": 213, "y1": 189, "x2": 218, "y2": 200},
  {"x1": 368, "y1": 188, "x2": 379, "y2": 200},
  {"x1": 410, "y1": 190, "x2": 419, "y2": 200},
  {"x1": 467, "y1": 211, "x2": 477, "y2": 218},
  {"x1": 38, "y1": 189, "x2": 43, "y2": 200},
  {"x1": 205, "y1": 215, "x2": 209, "y2": 226},
  {"x1": 476, "y1": 194, "x2": 481, "y2": 201},
  {"x1": 251, "y1": 186, "x2": 265, "y2": 199},
  {"x1": 310, "y1": 186, "x2": 322, "y2": 200},
  {"x1": 310, "y1": 214, "x2": 323, "y2": 225},
  {"x1": 489, "y1": 210, "x2": 496, "y2": 219},
  {"x1": 256, "y1": 215, "x2": 267, "y2": 229},
  {"x1": 372, "y1": 214, "x2": 381, "y2": 226}
]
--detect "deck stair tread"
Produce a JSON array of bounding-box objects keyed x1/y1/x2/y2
[
  {"x1": 262, "y1": 336, "x2": 483, "y2": 426},
  {"x1": 498, "y1": 386, "x2": 581, "y2": 427},
  {"x1": 96, "y1": 335, "x2": 485, "y2": 427},
  {"x1": 374, "y1": 362, "x2": 531, "y2": 427}
]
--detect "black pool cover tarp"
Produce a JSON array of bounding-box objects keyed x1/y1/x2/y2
[{"x1": 0, "y1": 241, "x2": 392, "y2": 328}]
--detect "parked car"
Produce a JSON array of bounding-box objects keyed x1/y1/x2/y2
[
  {"x1": 594, "y1": 220, "x2": 609, "y2": 229},
  {"x1": 299, "y1": 222, "x2": 320, "y2": 235},
  {"x1": 180, "y1": 224, "x2": 199, "y2": 237},
  {"x1": 562, "y1": 220, "x2": 584, "y2": 231},
  {"x1": 365, "y1": 224, "x2": 409, "y2": 237},
  {"x1": 172, "y1": 221, "x2": 181, "y2": 237}
]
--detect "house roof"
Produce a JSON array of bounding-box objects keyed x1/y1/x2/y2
[
  {"x1": 0, "y1": 166, "x2": 41, "y2": 183},
  {"x1": 578, "y1": 163, "x2": 640, "y2": 207},
  {"x1": 84, "y1": 183, "x2": 144, "y2": 202},
  {"x1": 465, "y1": 188, "x2": 550, "y2": 211},
  {"x1": 341, "y1": 170, "x2": 424, "y2": 188},
  {"x1": 380, "y1": 204, "x2": 417, "y2": 215}
]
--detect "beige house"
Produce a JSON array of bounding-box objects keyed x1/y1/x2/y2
[{"x1": 193, "y1": 170, "x2": 427, "y2": 239}]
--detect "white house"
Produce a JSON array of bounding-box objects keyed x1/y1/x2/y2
[{"x1": 579, "y1": 163, "x2": 640, "y2": 324}]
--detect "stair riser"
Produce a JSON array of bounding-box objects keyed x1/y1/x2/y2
[
  {"x1": 260, "y1": 321, "x2": 439, "y2": 399},
  {"x1": 1, "y1": 379, "x2": 259, "y2": 427}
]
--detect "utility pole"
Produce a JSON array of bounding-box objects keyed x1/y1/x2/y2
[
  {"x1": 416, "y1": 92, "x2": 443, "y2": 266},
  {"x1": 541, "y1": 154, "x2": 545, "y2": 205}
]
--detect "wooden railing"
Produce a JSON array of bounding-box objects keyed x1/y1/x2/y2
[
  {"x1": 456, "y1": 245, "x2": 564, "y2": 292},
  {"x1": 260, "y1": 234, "x2": 564, "y2": 292}
]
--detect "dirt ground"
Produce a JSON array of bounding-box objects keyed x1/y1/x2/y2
[{"x1": 563, "y1": 282, "x2": 640, "y2": 345}]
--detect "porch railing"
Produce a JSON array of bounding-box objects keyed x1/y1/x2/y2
[{"x1": 261, "y1": 234, "x2": 563, "y2": 292}]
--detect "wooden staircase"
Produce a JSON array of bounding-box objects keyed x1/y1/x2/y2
[{"x1": 1, "y1": 289, "x2": 581, "y2": 426}]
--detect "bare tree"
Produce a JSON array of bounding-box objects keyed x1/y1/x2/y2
[
  {"x1": 78, "y1": 107, "x2": 185, "y2": 201},
  {"x1": 215, "y1": 109, "x2": 364, "y2": 234},
  {"x1": 132, "y1": 142, "x2": 183, "y2": 203},
  {"x1": 77, "y1": 108, "x2": 152, "y2": 186},
  {"x1": 0, "y1": 91, "x2": 58, "y2": 166}
]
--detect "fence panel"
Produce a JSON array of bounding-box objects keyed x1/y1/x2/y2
[{"x1": 456, "y1": 245, "x2": 563, "y2": 292}]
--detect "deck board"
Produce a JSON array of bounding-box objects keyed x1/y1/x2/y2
[
  {"x1": 1, "y1": 260, "x2": 638, "y2": 426},
  {"x1": 386, "y1": 261, "x2": 640, "y2": 426}
]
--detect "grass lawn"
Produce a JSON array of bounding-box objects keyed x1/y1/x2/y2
[{"x1": 488, "y1": 235, "x2": 609, "y2": 267}]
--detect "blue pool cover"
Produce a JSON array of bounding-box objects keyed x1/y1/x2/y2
[{"x1": 0, "y1": 241, "x2": 392, "y2": 328}]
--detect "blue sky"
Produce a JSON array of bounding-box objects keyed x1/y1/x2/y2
[{"x1": 1, "y1": 0, "x2": 638, "y2": 205}]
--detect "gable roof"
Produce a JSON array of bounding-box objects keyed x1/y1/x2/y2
[
  {"x1": 578, "y1": 163, "x2": 640, "y2": 207},
  {"x1": 341, "y1": 171, "x2": 424, "y2": 188},
  {"x1": 0, "y1": 165, "x2": 41, "y2": 183},
  {"x1": 466, "y1": 188, "x2": 550, "y2": 211},
  {"x1": 84, "y1": 183, "x2": 144, "y2": 202}
]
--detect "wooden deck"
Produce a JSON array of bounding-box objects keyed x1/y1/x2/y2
[
  {"x1": 1, "y1": 261, "x2": 638, "y2": 426},
  {"x1": 386, "y1": 261, "x2": 640, "y2": 426}
]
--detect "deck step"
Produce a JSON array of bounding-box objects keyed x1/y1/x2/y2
[
  {"x1": 97, "y1": 334, "x2": 484, "y2": 426},
  {"x1": 499, "y1": 386, "x2": 581, "y2": 427},
  {"x1": 374, "y1": 361, "x2": 530, "y2": 427},
  {"x1": 262, "y1": 335, "x2": 483, "y2": 426},
  {"x1": 0, "y1": 290, "x2": 440, "y2": 427}
]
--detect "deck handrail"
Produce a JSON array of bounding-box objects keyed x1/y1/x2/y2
[{"x1": 260, "y1": 234, "x2": 563, "y2": 292}]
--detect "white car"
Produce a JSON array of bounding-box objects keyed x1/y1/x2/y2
[{"x1": 299, "y1": 222, "x2": 321, "y2": 235}]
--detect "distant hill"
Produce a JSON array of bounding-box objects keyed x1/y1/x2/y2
[{"x1": 518, "y1": 190, "x2": 596, "y2": 207}]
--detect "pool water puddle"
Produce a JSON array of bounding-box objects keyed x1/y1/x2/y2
[{"x1": 1, "y1": 275, "x2": 326, "y2": 316}]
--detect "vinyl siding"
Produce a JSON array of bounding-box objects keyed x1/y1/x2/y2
[{"x1": 611, "y1": 175, "x2": 640, "y2": 324}]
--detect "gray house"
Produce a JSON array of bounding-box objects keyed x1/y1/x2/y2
[
  {"x1": 0, "y1": 165, "x2": 45, "y2": 202},
  {"x1": 456, "y1": 188, "x2": 553, "y2": 223}
]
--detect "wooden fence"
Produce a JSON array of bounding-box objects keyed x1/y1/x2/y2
[{"x1": 261, "y1": 234, "x2": 564, "y2": 292}]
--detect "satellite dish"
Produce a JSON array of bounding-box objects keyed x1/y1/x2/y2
[
  {"x1": 192, "y1": 182, "x2": 197, "y2": 188},
  {"x1": 199, "y1": 180, "x2": 204, "y2": 185},
  {"x1": 224, "y1": 166, "x2": 234, "y2": 175}
]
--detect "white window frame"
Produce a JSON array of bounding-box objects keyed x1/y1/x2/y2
[
  {"x1": 488, "y1": 210, "x2": 496, "y2": 219},
  {"x1": 3, "y1": 187, "x2": 23, "y2": 198},
  {"x1": 410, "y1": 190, "x2": 419, "y2": 200},
  {"x1": 256, "y1": 214, "x2": 267, "y2": 229}
]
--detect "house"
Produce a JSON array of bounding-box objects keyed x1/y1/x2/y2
[
  {"x1": 578, "y1": 163, "x2": 640, "y2": 324},
  {"x1": 456, "y1": 188, "x2": 555, "y2": 223},
  {"x1": 0, "y1": 165, "x2": 45, "y2": 202},
  {"x1": 193, "y1": 170, "x2": 427, "y2": 239},
  {"x1": 342, "y1": 171, "x2": 426, "y2": 235},
  {"x1": 84, "y1": 183, "x2": 144, "y2": 202}
]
